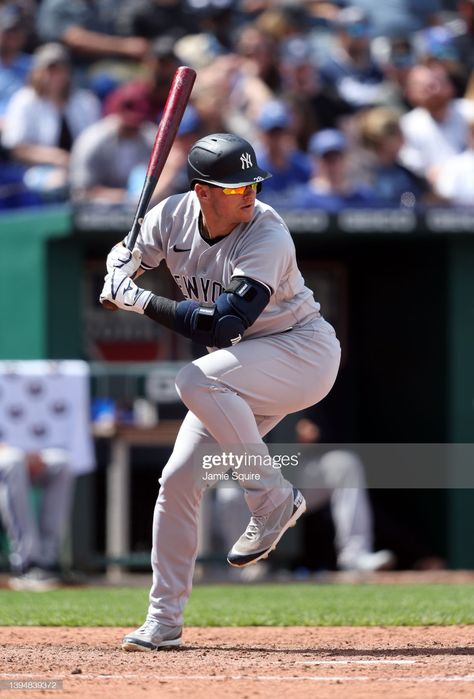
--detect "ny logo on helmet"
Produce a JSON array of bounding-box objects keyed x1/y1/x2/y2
[{"x1": 240, "y1": 152, "x2": 253, "y2": 169}]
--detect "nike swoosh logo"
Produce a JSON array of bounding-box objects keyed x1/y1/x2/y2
[
  {"x1": 173, "y1": 244, "x2": 191, "y2": 252},
  {"x1": 264, "y1": 509, "x2": 292, "y2": 538}
]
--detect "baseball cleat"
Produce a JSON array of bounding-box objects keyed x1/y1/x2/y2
[
  {"x1": 338, "y1": 549, "x2": 396, "y2": 572},
  {"x1": 227, "y1": 488, "x2": 306, "y2": 568},
  {"x1": 122, "y1": 619, "x2": 182, "y2": 651},
  {"x1": 8, "y1": 566, "x2": 61, "y2": 592}
]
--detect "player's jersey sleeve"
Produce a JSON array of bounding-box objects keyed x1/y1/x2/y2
[
  {"x1": 231, "y1": 209, "x2": 294, "y2": 293},
  {"x1": 134, "y1": 191, "x2": 199, "y2": 271},
  {"x1": 133, "y1": 196, "x2": 174, "y2": 270}
]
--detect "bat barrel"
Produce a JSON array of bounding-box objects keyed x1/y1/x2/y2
[
  {"x1": 126, "y1": 65, "x2": 197, "y2": 250},
  {"x1": 146, "y1": 66, "x2": 197, "y2": 180}
]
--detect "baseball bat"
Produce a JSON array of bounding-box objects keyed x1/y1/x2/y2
[{"x1": 102, "y1": 65, "x2": 196, "y2": 309}]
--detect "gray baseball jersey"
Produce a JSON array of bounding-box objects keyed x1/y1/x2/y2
[{"x1": 136, "y1": 191, "x2": 321, "y2": 341}]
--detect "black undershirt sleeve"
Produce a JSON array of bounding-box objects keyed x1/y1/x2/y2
[
  {"x1": 143, "y1": 294, "x2": 179, "y2": 331},
  {"x1": 143, "y1": 275, "x2": 269, "y2": 346}
]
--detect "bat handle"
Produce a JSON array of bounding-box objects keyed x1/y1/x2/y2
[
  {"x1": 102, "y1": 220, "x2": 144, "y2": 310},
  {"x1": 100, "y1": 64, "x2": 196, "y2": 311}
]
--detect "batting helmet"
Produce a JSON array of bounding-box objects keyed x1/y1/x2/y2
[{"x1": 187, "y1": 133, "x2": 272, "y2": 189}]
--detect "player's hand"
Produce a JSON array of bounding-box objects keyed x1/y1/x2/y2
[
  {"x1": 26, "y1": 452, "x2": 46, "y2": 481},
  {"x1": 106, "y1": 243, "x2": 143, "y2": 279},
  {"x1": 100, "y1": 269, "x2": 152, "y2": 314}
]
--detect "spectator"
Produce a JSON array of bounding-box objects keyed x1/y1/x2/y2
[
  {"x1": 190, "y1": 56, "x2": 244, "y2": 136},
  {"x1": 453, "y1": 0, "x2": 474, "y2": 76},
  {"x1": 1, "y1": 43, "x2": 101, "y2": 201},
  {"x1": 102, "y1": 35, "x2": 180, "y2": 124},
  {"x1": 139, "y1": 35, "x2": 181, "y2": 120},
  {"x1": 399, "y1": 63, "x2": 474, "y2": 182},
  {"x1": 254, "y1": 99, "x2": 312, "y2": 209},
  {"x1": 0, "y1": 444, "x2": 74, "y2": 590},
  {"x1": 373, "y1": 36, "x2": 417, "y2": 110},
  {"x1": 301, "y1": 0, "x2": 343, "y2": 66},
  {"x1": 358, "y1": 106, "x2": 431, "y2": 208},
  {"x1": 278, "y1": 35, "x2": 354, "y2": 149},
  {"x1": 211, "y1": 416, "x2": 395, "y2": 576},
  {"x1": 174, "y1": 30, "x2": 223, "y2": 71},
  {"x1": 415, "y1": 25, "x2": 468, "y2": 96},
  {"x1": 0, "y1": 0, "x2": 36, "y2": 46},
  {"x1": 188, "y1": 0, "x2": 238, "y2": 53},
  {"x1": 349, "y1": 0, "x2": 442, "y2": 38},
  {"x1": 292, "y1": 128, "x2": 378, "y2": 211},
  {"x1": 238, "y1": 0, "x2": 277, "y2": 17},
  {"x1": 114, "y1": 0, "x2": 195, "y2": 42},
  {"x1": 36, "y1": 0, "x2": 149, "y2": 88},
  {"x1": 0, "y1": 3, "x2": 31, "y2": 126},
  {"x1": 254, "y1": 3, "x2": 308, "y2": 42},
  {"x1": 69, "y1": 81, "x2": 157, "y2": 205},
  {"x1": 234, "y1": 22, "x2": 281, "y2": 92},
  {"x1": 226, "y1": 23, "x2": 279, "y2": 137},
  {"x1": 434, "y1": 107, "x2": 474, "y2": 205},
  {"x1": 319, "y1": 7, "x2": 389, "y2": 110}
]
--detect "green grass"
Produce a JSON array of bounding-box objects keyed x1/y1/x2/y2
[{"x1": 1, "y1": 584, "x2": 473, "y2": 627}]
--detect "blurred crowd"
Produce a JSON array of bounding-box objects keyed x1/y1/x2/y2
[{"x1": 0, "y1": 0, "x2": 473, "y2": 212}]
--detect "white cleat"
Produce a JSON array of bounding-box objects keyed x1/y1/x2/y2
[
  {"x1": 227, "y1": 488, "x2": 306, "y2": 568},
  {"x1": 122, "y1": 619, "x2": 182, "y2": 651},
  {"x1": 338, "y1": 549, "x2": 396, "y2": 572}
]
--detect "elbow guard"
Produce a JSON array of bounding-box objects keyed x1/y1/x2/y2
[
  {"x1": 213, "y1": 277, "x2": 270, "y2": 346},
  {"x1": 174, "y1": 277, "x2": 270, "y2": 348}
]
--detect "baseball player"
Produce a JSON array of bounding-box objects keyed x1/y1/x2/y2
[
  {"x1": 0, "y1": 445, "x2": 73, "y2": 590},
  {"x1": 100, "y1": 133, "x2": 341, "y2": 651}
]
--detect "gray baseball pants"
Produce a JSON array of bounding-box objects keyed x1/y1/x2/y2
[
  {"x1": 148, "y1": 317, "x2": 341, "y2": 625},
  {"x1": 0, "y1": 446, "x2": 73, "y2": 573}
]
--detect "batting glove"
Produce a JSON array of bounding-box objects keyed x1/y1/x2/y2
[
  {"x1": 100, "y1": 269, "x2": 152, "y2": 314},
  {"x1": 106, "y1": 242, "x2": 143, "y2": 279}
]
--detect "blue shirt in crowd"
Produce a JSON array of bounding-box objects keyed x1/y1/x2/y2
[
  {"x1": 256, "y1": 149, "x2": 312, "y2": 208},
  {"x1": 370, "y1": 162, "x2": 428, "y2": 208},
  {"x1": 290, "y1": 183, "x2": 379, "y2": 212},
  {"x1": 0, "y1": 53, "x2": 32, "y2": 116}
]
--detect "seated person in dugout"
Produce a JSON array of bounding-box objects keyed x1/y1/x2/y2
[{"x1": 0, "y1": 444, "x2": 73, "y2": 591}]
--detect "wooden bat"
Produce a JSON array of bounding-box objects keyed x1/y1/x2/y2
[{"x1": 102, "y1": 65, "x2": 196, "y2": 309}]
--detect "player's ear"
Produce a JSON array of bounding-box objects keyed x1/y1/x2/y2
[{"x1": 194, "y1": 183, "x2": 210, "y2": 203}]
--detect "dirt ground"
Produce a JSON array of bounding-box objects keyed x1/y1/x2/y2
[{"x1": 1, "y1": 625, "x2": 473, "y2": 699}]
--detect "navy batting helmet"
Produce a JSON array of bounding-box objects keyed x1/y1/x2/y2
[{"x1": 187, "y1": 133, "x2": 272, "y2": 189}]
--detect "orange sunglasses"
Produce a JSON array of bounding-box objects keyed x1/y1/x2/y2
[{"x1": 222, "y1": 183, "x2": 258, "y2": 195}]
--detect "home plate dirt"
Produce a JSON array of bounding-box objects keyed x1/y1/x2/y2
[{"x1": 1, "y1": 626, "x2": 473, "y2": 698}]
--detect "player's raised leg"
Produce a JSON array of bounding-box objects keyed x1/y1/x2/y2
[{"x1": 175, "y1": 318, "x2": 340, "y2": 568}]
